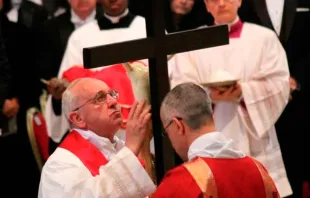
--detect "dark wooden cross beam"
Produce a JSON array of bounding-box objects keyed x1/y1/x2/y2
[{"x1": 83, "y1": 0, "x2": 229, "y2": 183}]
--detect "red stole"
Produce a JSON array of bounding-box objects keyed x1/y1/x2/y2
[
  {"x1": 60, "y1": 130, "x2": 146, "y2": 176},
  {"x1": 183, "y1": 157, "x2": 279, "y2": 198},
  {"x1": 59, "y1": 130, "x2": 108, "y2": 176},
  {"x1": 154, "y1": 156, "x2": 279, "y2": 198}
]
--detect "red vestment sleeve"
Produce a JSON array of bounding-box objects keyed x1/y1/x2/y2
[
  {"x1": 153, "y1": 166, "x2": 202, "y2": 198},
  {"x1": 154, "y1": 157, "x2": 280, "y2": 198},
  {"x1": 62, "y1": 65, "x2": 92, "y2": 82}
]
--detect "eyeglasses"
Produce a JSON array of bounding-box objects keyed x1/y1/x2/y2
[
  {"x1": 162, "y1": 117, "x2": 183, "y2": 137},
  {"x1": 72, "y1": 90, "x2": 119, "y2": 111}
]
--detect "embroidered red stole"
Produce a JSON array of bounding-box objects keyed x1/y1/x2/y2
[
  {"x1": 183, "y1": 157, "x2": 280, "y2": 198},
  {"x1": 60, "y1": 130, "x2": 145, "y2": 176},
  {"x1": 59, "y1": 130, "x2": 108, "y2": 176}
]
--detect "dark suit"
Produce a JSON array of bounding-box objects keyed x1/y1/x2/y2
[
  {"x1": 36, "y1": 11, "x2": 74, "y2": 81},
  {"x1": 0, "y1": 34, "x2": 10, "y2": 111},
  {"x1": 34, "y1": 11, "x2": 73, "y2": 155},
  {"x1": 18, "y1": 0, "x2": 48, "y2": 30},
  {"x1": 239, "y1": 1, "x2": 309, "y2": 197},
  {"x1": 36, "y1": 7, "x2": 103, "y2": 154},
  {"x1": 0, "y1": 11, "x2": 41, "y2": 197},
  {"x1": 36, "y1": 5, "x2": 103, "y2": 81}
]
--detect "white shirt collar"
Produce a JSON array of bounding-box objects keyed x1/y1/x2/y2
[
  {"x1": 188, "y1": 132, "x2": 246, "y2": 161},
  {"x1": 104, "y1": 9, "x2": 129, "y2": 24},
  {"x1": 7, "y1": 0, "x2": 23, "y2": 22},
  {"x1": 70, "y1": 9, "x2": 96, "y2": 29},
  {"x1": 10, "y1": 0, "x2": 22, "y2": 7},
  {"x1": 215, "y1": 16, "x2": 239, "y2": 31},
  {"x1": 28, "y1": 0, "x2": 42, "y2": 6},
  {"x1": 73, "y1": 128, "x2": 125, "y2": 160}
]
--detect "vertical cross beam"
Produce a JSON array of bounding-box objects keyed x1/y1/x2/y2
[
  {"x1": 83, "y1": 1, "x2": 229, "y2": 184},
  {"x1": 144, "y1": 0, "x2": 177, "y2": 183}
]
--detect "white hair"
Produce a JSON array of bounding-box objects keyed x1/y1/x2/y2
[
  {"x1": 62, "y1": 78, "x2": 95, "y2": 123},
  {"x1": 161, "y1": 82, "x2": 213, "y2": 130}
]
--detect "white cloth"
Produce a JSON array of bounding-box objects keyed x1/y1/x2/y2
[
  {"x1": 169, "y1": 22, "x2": 292, "y2": 197},
  {"x1": 38, "y1": 129, "x2": 156, "y2": 198},
  {"x1": 6, "y1": 0, "x2": 21, "y2": 22},
  {"x1": 70, "y1": 9, "x2": 96, "y2": 29},
  {"x1": 265, "y1": 0, "x2": 284, "y2": 35},
  {"x1": 28, "y1": 0, "x2": 41, "y2": 5},
  {"x1": 45, "y1": 14, "x2": 146, "y2": 143},
  {"x1": 74, "y1": 128, "x2": 125, "y2": 160},
  {"x1": 188, "y1": 132, "x2": 246, "y2": 161}
]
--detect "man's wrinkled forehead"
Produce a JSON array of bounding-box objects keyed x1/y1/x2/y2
[{"x1": 74, "y1": 78, "x2": 109, "y2": 96}]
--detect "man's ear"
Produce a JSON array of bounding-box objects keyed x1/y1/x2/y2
[
  {"x1": 237, "y1": 0, "x2": 242, "y2": 8},
  {"x1": 173, "y1": 117, "x2": 185, "y2": 135},
  {"x1": 69, "y1": 111, "x2": 86, "y2": 128}
]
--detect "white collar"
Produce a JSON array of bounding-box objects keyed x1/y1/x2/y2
[
  {"x1": 104, "y1": 9, "x2": 129, "y2": 24},
  {"x1": 188, "y1": 132, "x2": 246, "y2": 161},
  {"x1": 70, "y1": 9, "x2": 96, "y2": 29},
  {"x1": 215, "y1": 16, "x2": 239, "y2": 31},
  {"x1": 28, "y1": 0, "x2": 42, "y2": 6},
  {"x1": 10, "y1": 0, "x2": 22, "y2": 7},
  {"x1": 73, "y1": 128, "x2": 124, "y2": 156}
]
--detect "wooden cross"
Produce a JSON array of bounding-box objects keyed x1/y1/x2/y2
[{"x1": 83, "y1": 0, "x2": 229, "y2": 183}]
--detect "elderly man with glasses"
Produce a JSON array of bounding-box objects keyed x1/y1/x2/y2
[
  {"x1": 38, "y1": 77, "x2": 156, "y2": 198},
  {"x1": 154, "y1": 82, "x2": 280, "y2": 197}
]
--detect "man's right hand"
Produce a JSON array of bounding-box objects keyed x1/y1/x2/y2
[
  {"x1": 46, "y1": 78, "x2": 69, "y2": 100},
  {"x1": 209, "y1": 83, "x2": 242, "y2": 102},
  {"x1": 125, "y1": 100, "x2": 151, "y2": 156},
  {"x1": 289, "y1": 77, "x2": 298, "y2": 101},
  {"x1": 2, "y1": 98, "x2": 19, "y2": 118}
]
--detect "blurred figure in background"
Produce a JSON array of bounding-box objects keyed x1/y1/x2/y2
[
  {"x1": 35, "y1": 0, "x2": 99, "y2": 154},
  {"x1": 165, "y1": 0, "x2": 212, "y2": 33},
  {"x1": 239, "y1": 1, "x2": 309, "y2": 197},
  {"x1": 1, "y1": 0, "x2": 41, "y2": 196}
]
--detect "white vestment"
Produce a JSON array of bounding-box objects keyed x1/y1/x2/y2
[
  {"x1": 45, "y1": 14, "x2": 146, "y2": 143},
  {"x1": 188, "y1": 132, "x2": 246, "y2": 161},
  {"x1": 169, "y1": 22, "x2": 292, "y2": 197},
  {"x1": 38, "y1": 129, "x2": 156, "y2": 198}
]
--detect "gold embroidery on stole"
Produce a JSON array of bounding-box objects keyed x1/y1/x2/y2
[
  {"x1": 183, "y1": 158, "x2": 218, "y2": 198},
  {"x1": 252, "y1": 158, "x2": 280, "y2": 198}
]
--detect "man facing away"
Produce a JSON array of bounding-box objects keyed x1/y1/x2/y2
[
  {"x1": 169, "y1": 0, "x2": 292, "y2": 197},
  {"x1": 38, "y1": 78, "x2": 156, "y2": 197},
  {"x1": 154, "y1": 82, "x2": 280, "y2": 197}
]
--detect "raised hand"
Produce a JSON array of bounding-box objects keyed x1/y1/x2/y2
[
  {"x1": 47, "y1": 78, "x2": 69, "y2": 100},
  {"x1": 125, "y1": 100, "x2": 151, "y2": 155},
  {"x1": 3, "y1": 98, "x2": 19, "y2": 118}
]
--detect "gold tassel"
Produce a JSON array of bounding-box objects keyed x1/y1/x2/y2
[{"x1": 26, "y1": 108, "x2": 44, "y2": 171}]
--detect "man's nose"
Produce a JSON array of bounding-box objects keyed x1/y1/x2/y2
[
  {"x1": 180, "y1": 0, "x2": 187, "y2": 4},
  {"x1": 218, "y1": 0, "x2": 225, "y2": 6},
  {"x1": 106, "y1": 94, "x2": 118, "y2": 107}
]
